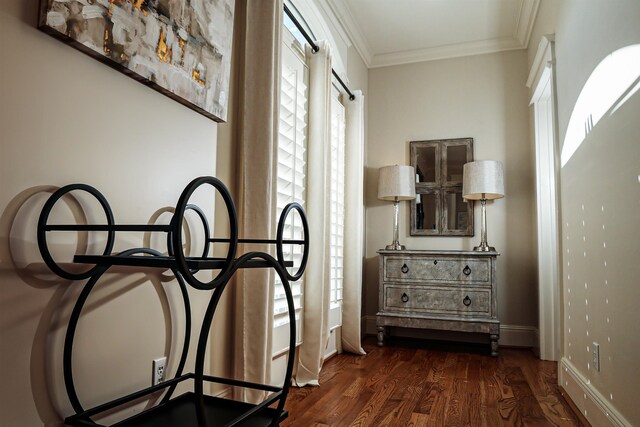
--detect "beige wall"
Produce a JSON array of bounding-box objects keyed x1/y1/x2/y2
[
  {"x1": 0, "y1": 1, "x2": 221, "y2": 425},
  {"x1": 527, "y1": 0, "x2": 640, "y2": 425},
  {"x1": 347, "y1": 45, "x2": 369, "y2": 108},
  {"x1": 365, "y1": 50, "x2": 537, "y2": 340}
]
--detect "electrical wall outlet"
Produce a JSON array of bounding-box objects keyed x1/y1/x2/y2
[
  {"x1": 592, "y1": 342, "x2": 600, "y2": 372},
  {"x1": 152, "y1": 357, "x2": 167, "y2": 386}
]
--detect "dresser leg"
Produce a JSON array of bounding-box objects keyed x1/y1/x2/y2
[
  {"x1": 377, "y1": 326, "x2": 385, "y2": 347},
  {"x1": 490, "y1": 334, "x2": 499, "y2": 356}
]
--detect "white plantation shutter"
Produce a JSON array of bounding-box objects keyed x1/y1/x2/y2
[
  {"x1": 329, "y1": 88, "x2": 346, "y2": 329},
  {"x1": 273, "y1": 29, "x2": 308, "y2": 350}
]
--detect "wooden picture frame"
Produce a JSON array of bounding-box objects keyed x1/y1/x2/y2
[
  {"x1": 410, "y1": 138, "x2": 474, "y2": 236},
  {"x1": 38, "y1": 0, "x2": 235, "y2": 122}
]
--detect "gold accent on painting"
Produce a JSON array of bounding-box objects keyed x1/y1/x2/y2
[
  {"x1": 108, "y1": 0, "x2": 147, "y2": 17},
  {"x1": 179, "y1": 38, "x2": 187, "y2": 64},
  {"x1": 104, "y1": 29, "x2": 111, "y2": 54},
  {"x1": 131, "y1": 0, "x2": 148, "y2": 16},
  {"x1": 192, "y1": 69, "x2": 206, "y2": 85},
  {"x1": 107, "y1": 0, "x2": 123, "y2": 17},
  {"x1": 156, "y1": 29, "x2": 172, "y2": 63}
]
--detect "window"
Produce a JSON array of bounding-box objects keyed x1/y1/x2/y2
[
  {"x1": 328, "y1": 87, "x2": 346, "y2": 329},
  {"x1": 283, "y1": 2, "x2": 315, "y2": 47},
  {"x1": 273, "y1": 28, "x2": 308, "y2": 350},
  {"x1": 276, "y1": 5, "x2": 350, "y2": 345}
]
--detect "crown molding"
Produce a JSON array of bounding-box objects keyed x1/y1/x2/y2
[
  {"x1": 325, "y1": 0, "x2": 373, "y2": 67},
  {"x1": 328, "y1": 0, "x2": 540, "y2": 69},
  {"x1": 313, "y1": 0, "x2": 352, "y2": 49},
  {"x1": 370, "y1": 37, "x2": 523, "y2": 69},
  {"x1": 515, "y1": 0, "x2": 541, "y2": 48}
]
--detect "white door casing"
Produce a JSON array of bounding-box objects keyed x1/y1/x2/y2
[{"x1": 528, "y1": 35, "x2": 561, "y2": 362}]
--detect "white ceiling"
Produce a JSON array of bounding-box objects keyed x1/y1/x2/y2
[{"x1": 326, "y1": 0, "x2": 540, "y2": 68}]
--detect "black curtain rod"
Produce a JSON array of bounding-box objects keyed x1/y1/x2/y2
[{"x1": 283, "y1": 4, "x2": 356, "y2": 101}]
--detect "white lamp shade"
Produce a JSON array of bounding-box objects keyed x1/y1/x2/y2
[
  {"x1": 463, "y1": 160, "x2": 504, "y2": 200},
  {"x1": 378, "y1": 165, "x2": 416, "y2": 201}
]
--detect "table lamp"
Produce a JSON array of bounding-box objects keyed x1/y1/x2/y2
[
  {"x1": 463, "y1": 160, "x2": 504, "y2": 251},
  {"x1": 378, "y1": 165, "x2": 416, "y2": 250}
]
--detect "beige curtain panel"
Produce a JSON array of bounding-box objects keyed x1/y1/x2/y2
[
  {"x1": 292, "y1": 40, "x2": 333, "y2": 387},
  {"x1": 231, "y1": 3, "x2": 366, "y2": 391},
  {"x1": 232, "y1": 0, "x2": 283, "y2": 403},
  {"x1": 341, "y1": 90, "x2": 366, "y2": 355}
]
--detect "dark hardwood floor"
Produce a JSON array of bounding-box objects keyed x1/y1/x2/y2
[{"x1": 282, "y1": 338, "x2": 583, "y2": 426}]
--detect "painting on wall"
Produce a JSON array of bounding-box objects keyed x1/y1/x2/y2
[{"x1": 38, "y1": 0, "x2": 236, "y2": 122}]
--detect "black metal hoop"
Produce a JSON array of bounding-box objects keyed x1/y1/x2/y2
[
  {"x1": 276, "y1": 202, "x2": 309, "y2": 282},
  {"x1": 63, "y1": 248, "x2": 192, "y2": 415},
  {"x1": 167, "y1": 204, "x2": 211, "y2": 273},
  {"x1": 37, "y1": 184, "x2": 116, "y2": 280},
  {"x1": 35, "y1": 177, "x2": 305, "y2": 426},
  {"x1": 171, "y1": 177, "x2": 238, "y2": 290},
  {"x1": 193, "y1": 252, "x2": 296, "y2": 427}
]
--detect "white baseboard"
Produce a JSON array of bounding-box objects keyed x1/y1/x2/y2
[
  {"x1": 499, "y1": 324, "x2": 537, "y2": 347},
  {"x1": 363, "y1": 315, "x2": 537, "y2": 348},
  {"x1": 559, "y1": 358, "x2": 631, "y2": 427}
]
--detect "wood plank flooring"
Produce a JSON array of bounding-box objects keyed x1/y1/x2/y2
[{"x1": 282, "y1": 338, "x2": 583, "y2": 426}]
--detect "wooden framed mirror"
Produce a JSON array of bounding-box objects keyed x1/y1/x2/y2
[{"x1": 410, "y1": 138, "x2": 474, "y2": 236}]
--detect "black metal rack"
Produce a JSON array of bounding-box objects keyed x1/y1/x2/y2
[{"x1": 37, "y1": 176, "x2": 309, "y2": 427}]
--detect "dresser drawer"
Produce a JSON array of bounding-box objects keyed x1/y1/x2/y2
[
  {"x1": 383, "y1": 284, "x2": 491, "y2": 317},
  {"x1": 383, "y1": 256, "x2": 490, "y2": 284}
]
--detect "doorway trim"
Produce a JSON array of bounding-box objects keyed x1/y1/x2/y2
[{"x1": 527, "y1": 35, "x2": 561, "y2": 361}]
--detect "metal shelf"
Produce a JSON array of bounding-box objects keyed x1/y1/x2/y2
[
  {"x1": 36, "y1": 177, "x2": 309, "y2": 427},
  {"x1": 111, "y1": 393, "x2": 287, "y2": 427},
  {"x1": 74, "y1": 255, "x2": 293, "y2": 270}
]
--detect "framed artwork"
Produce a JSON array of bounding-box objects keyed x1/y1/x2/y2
[
  {"x1": 410, "y1": 138, "x2": 474, "y2": 236},
  {"x1": 38, "y1": 0, "x2": 236, "y2": 122}
]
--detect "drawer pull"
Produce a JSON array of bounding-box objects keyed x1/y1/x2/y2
[
  {"x1": 433, "y1": 260, "x2": 438, "y2": 265},
  {"x1": 463, "y1": 296, "x2": 471, "y2": 306},
  {"x1": 401, "y1": 293, "x2": 409, "y2": 303},
  {"x1": 463, "y1": 265, "x2": 471, "y2": 276},
  {"x1": 401, "y1": 264, "x2": 409, "y2": 274}
]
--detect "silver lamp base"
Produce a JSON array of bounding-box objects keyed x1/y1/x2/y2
[
  {"x1": 385, "y1": 242, "x2": 406, "y2": 250},
  {"x1": 473, "y1": 243, "x2": 495, "y2": 252},
  {"x1": 473, "y1": 198, "x2": 496, "y2": 252},
  {"x1": 385, "y1": 199, "x2": 406, "y2": 251}
]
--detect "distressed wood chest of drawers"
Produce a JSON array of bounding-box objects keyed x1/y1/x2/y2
[{"x1": 376, "y1": 249, "x2": 500, "y2": 355}]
